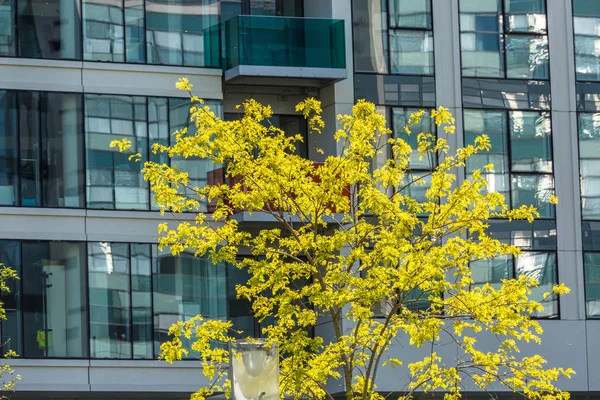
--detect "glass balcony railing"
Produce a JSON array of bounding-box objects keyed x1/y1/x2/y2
[{"x1": 224, "y1": 15, "x2": 346, "y2": 71}]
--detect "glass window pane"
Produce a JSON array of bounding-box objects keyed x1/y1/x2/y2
[
  {"x1": 0, "y1": 91, "x2": 18, "y2": 206},
  {"x1": 505, "y1": 35, "x2": 549, "y2": 79},
  {"x1": 400, "y1": 172, "x2": 431, "y2": 205},
  {"x1": 352, "y1": 0, "x2": 388, "y2": 73},
  {"x1": 471, "y1": 255, "x2": 513, "y2": 290},
  {"x1": 511, "y1": 174, "x2": 555, "y2": 218},
  {"x1": 17, "y1": 0, "x2": 81, "y2": 59},
  {"x1": 152, "y1": 247, "x2": 227, "y2": 358},
  {"x1": 574, "y1": 1, "x2": 600, "y2": 81},
  {"x1": 131, "y1": 243, "x2": 152, "y2": 359},
  {"x1": 42, "y1": 93, "x2": 85, "y2": 208},
  {"x1": 146, "y1": 0, "x2": 220, "y2": 67},
  {"x1": 464, "y1": 110, "x2": 510, "y2": 199},
  {"x1": 509, "y1": 111, "x2": 552, "y2": 173},
  {"x1": 504, "y1": 0, "x2": 546, "y2": 33},
  {"x1": 515, "y1": 252, "x2": 557, "y2": 318},
  {"x1": 18, "y1": 92, "x2": 41, "y2": 207},
  {"x1": 585, "y1": 253, "x2": 600, "y2": 318},
  {"x1": 0, "y1": 0, "x2": 15, "y2": 56},
  {"x1": 390, "y1": 30, "x2": 434, "y2": 75},
  {"x1": 0, "y1": 240, "x2": 21, "y2": 354},
  {"x1": 276, "y1": 115, "x2": 308, "y2": 159},
  {"x1": 22, "y1": 241, "x2": 87, "y2": 358},
  {"x1": 89, "y1": 242, "x2": 131, "y2": 359},
  {"x1": 125, "y1": 0, "x2": 145, "y2": 63},
  {"x1": 389, "y1": 0, "x2": 431, "y2": 29},
  {"x1": 579, "y1": 113, "x2": 600, "y2": 219},
  {"x1": 392, "y1": 107, "x2": 435, "y2": 170},
  {"x1": 148, "y1": 97, "x2": 169, "y2": 210},
  {"x1": 460, "y1": 0, "x2": 503, "y2": 77},
  {"x1": 83, "y1": 0, "x2": 125, "y2": 62},
  {"x1": 85, "y1": 94, "x2": 149, "y2": 210}
]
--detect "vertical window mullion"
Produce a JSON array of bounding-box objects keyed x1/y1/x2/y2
[{"x1": 129, "y1": 244, "x2": 134, "y2": 359}]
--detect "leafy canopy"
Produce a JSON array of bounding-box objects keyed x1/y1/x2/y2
[{"x1": 113, "y1": 77, "x2": 571, "y2": 400}]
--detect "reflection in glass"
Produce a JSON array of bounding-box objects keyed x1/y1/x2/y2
[
  {"x1": 464, "y1": 110, "x2": 510, "y2": 199},
  {"x1": 83, "y1": 0, "x2": 125, "y2": 61},
  {"x1": 89, "y1": 242, "x2": 131, "y2": 359},
  {"x1": 574, "y1": 0, "x2": 600, "y2": 81},
  {"x1": 471, "y1": 255, "x2": 512, "y2": 290},
  {"x1": 392, "y1": 108, "x2": 435, "y2": 170},
  {"x1": 152, "y1": 247, "x2": 227, "y2": 357},
  {"x1": 22, "y1": 241, "x2": 87, "y2": 358},
  {"x1": 585, "y1": 252, "x2": 600, "y2": 318},
  {"x1": 515, "y1": 252, "x2": 557, "y2": 318},
  {"x1": 400, "y1": 172, "x2": 431, "y2": 205},
  {"x1": 17, "y1": 0, "x2": 81, "y2": 59},
  {"x1": 148, "y1": 97, "x2": 169, "y2": 210},
  {"x1": 131, "y1": 243, "x2": 152, "y2": 359},
  {"x1": 0, "y1": 91, "x2": 17, "y2": 206},
  {"x1": 509, "y1": 111, "x2": 552, "y2": 173},
  {"x1": 505, "y1": 35, "x2": 548, "y2": 79},
  {"x1": 460, "y1": 0, "x2": 503, "y2": 77},
  {"x1": 511, "y1": 174, "x2": 554, "y2": 218},
  {"x1": 125, "y1": 0, "x2": 145, "y2": 63},
  {"x1": 579, "y1": 113, "x2": 600, "y2": 219},
  {"x1": 504, "y1": 0, "x2": 546, "y2": 33},
  {"x1": 352, "y1": 0, "x2": 388, "y2": 73},
  {"x1": 85, "y1": 94, "x2": 148, "y2": 210},
  {"x1": 389, "y1": 0, "x2": 431, "y2": 29},
  {"x1": 0, "y1": 240, "x2": 21, "y2": 354},
  {"x1": 0, "y1": 0, "x2": 15, "y2": 55},
  {"x1": 146, "y1": 0, "x2": 220, "y2": 67},
  {"x1": 390, "y1": 30, "x2": 434, "y2": 75},
  {"x1": 18, "y1": 92, "x2": 41, "y2": 207}
]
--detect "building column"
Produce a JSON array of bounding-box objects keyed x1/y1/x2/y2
[{"x1": 547, "y1": 0, "x2": 585, "y2": 320}]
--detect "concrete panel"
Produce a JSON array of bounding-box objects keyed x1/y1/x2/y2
[
  {"x1": 10, "y1": 359, "x2": 90, "y2": 392},
  {"x1": 89, "y1": 360, "x2": 205, "y2": 393},
  {"x1": 82, "y1": 63, "x2": 223, "y2": 100},
  {"x1": 585, "y1": 321, "x2": 600, "y2": 391},
  {"x1": 0, "y1": 58, "x2": 83, "y2": 93},
  {"x1": 0, "y1": 208, "x2": 86, "y2": 241}
]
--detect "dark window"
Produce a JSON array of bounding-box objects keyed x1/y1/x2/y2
[{"x1": 0, "y1": 91, "x2": 18, "y2": 206}]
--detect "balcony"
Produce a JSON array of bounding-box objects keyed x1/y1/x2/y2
[{"x1": 223, "y1": 15, "x2": 347, "y2": 87}]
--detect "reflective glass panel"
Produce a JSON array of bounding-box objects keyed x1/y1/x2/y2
[
  {"x1": 585, "y1": 253, "x2": 600, "y2": 318},
  {"x1": 125, "y1": 0, "x2": 145, "y2": 63},
  {"x1": 504, "y1": 0, "x2": 546, "y2": 33},
  {"x1": 511, "y1": 174, "x2": 554, "y2": 218},
  {"x1": 464, "y1": 110, "x2": 510, "y2": 199},
  {"x1": 515, "y1": 251, "x2": 557, "y2": 318},
  {"x1": 460, "y1": 0, "x2": 503, "y2": 77},
  {"x1": 83, "y1": 0, "x2": 125, "y2": 62},
  {"x1": 400, "y1": 172, "x2": 431, "y2": 205},
  {"x1": 17, "y1": 0, "x2": 81, "y2": 59},
  {"x1": 505, "y1": 34, "x2": 549, "y2": 79},
  {"x1": 131, "y1": 243, "x2": 152, "y2": 359},
  {"x1": 0, "y1": 0, "x2": 15, "y2": 55},
  {"x1": 579, "y1": 113, "x2": 600, "y2": 219},
  {"x1": 352, "y1": 0, "x2": 388, "y2": 73},
  {"x1": 85, "y1": 94, "x2": 149, "y2": 210},
  {"x1": 89, "y1": 242, "x2": 131, "y2": 359},
  {"x1": 18, "y1": 92, "x2": 41, "y2": 207},
  {"x1": 0, "y1": 91, "x2": 18, "y2": 206},
  {"x1": 574, "y1": 0, "x2": 600, "y2": 81},
  {"x1": 392, "y1": 108, "x2": 435, "y2": 170},
  {"x1": 146, "y1": 0, "x2": 220, "y2": 67},
  {"x1": 390, "y1": 30, "x2": 434, "y2": 75},
  {"x1": 471, "y1": 255, "x2": 513, "y2": 290},
  {"x1": 509, "y1": 111, "x2": 552, "y2": 173},
  {"x1": 148, "y1": 97, "x2": 169, "y2": 210},
  {"x1": 389, "y1": 0, "x2": 431, "y2": 29},
  {"x1": 152, "y1": 247, "x2": 227, "y2": 358},
  {"x1": 0, "y1": 240, "x2": 21, "y2": 354},
  {"x1": 22, "y1": 241, "x2": 87, "y2": 358}
]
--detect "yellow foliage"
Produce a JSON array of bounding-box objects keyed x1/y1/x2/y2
[{"x1": 111, "y1": 81, "x2": 572, "y2": 400}]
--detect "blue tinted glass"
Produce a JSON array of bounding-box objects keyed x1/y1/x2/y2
[{"x1": 475, "y1": 15, "x2": 498, "y2": 31}]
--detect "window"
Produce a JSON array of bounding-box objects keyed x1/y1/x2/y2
[
  {"x1": 0, "y1": 90, "x2": 84, "y2": 208},
  {"x1": 460, "y1": 0, "x2": 548, "y2": 79},
  {"x1": 83, "y1": 0, "x2": 125, "y2": 62},
  {"x1": 574, "y1": 0, "x2": 600, "y2": 81},
  {"x1": 579, "y1": 113, "x2": 600, "y2": 219},
  {"x1": 352, "y1": 0, "x2": 389, "y2": 73},
  {"x1": 17, "y1": 0, "x2": 81, "y2": 59},
  {"x1": 85, "y1": 94, "x2": 149, "y2": 210},
  {"x1": 152, "y1": 247, "x2": 227, "y2": 357},
  {"x1": 88, "y1": 242, "x2": 152, "y2": 359},
  {"x1": 464, "y1": 109, "x2": 554, "y2": 217},
  {"x1": 22, "y1": 241, "x2": 88, "y2": 358},
  {"x1": 0, "y1": 0, "x2": 15, "y2": 55},
  {"x1": 0, "y1": 241, "x2": 21, "y2": 354}
]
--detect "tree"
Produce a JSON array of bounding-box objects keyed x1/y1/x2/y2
[
  {"x1": 0, "y1": 263, "x2": 19, "y2": 397},
  {"x1": 113, "y1": 78, "x2": 572, "y2": 400}
]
